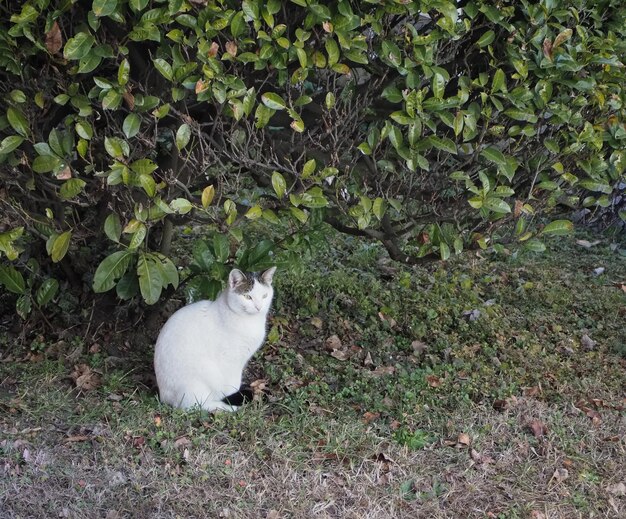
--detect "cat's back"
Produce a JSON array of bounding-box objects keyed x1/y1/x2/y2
[{"x1": 155, "y1": 299, "x2": 219, "y2": 348}]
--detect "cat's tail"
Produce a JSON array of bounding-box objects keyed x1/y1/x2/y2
[{"x1": 221, "y1": 385, "x2": 254, "y2": 406}]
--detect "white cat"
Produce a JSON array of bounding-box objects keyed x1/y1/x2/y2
[{"x1": 154, "y1": 267, "x2": 276, "y2": 412}]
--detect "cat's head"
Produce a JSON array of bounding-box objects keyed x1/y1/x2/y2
[{"x1": 226, "y1": 267, "x2": 276, "y2": 315}]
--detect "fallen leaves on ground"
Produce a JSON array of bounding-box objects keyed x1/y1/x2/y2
[
  {"x1": 426, "y1": 374, "x2": 441, "y2": 388},
  {"x1": 526, "y1": 419, "x2": 548, "y2": 439},
  {"x1": 70, "y1": 364, "x2": 102, "y2": 391},
  {"x1": 362, "y1": 411, "x2": 380, "y2": 424},
  {"x1": 549, "y1": 467, "x2": 569, "y2": 485}
]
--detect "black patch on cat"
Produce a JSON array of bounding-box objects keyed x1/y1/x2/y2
[
  {"x1": 221, "y1": 385, "x2": 253, "y2": 406},
  {"x1": 233, "y1": 271, "x2": 260, "y2": 294}
]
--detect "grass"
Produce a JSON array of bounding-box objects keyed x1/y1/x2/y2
[{"x1": 1, "y1": 230, "x2": 625, "y2": 518}]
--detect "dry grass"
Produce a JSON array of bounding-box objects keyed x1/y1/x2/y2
[
  {"x1": 1, "y1": 233, "x2": 625, "y2": 518},
  {"x1": 1, "y1": 384, "x2": 624, "y2": 519}
]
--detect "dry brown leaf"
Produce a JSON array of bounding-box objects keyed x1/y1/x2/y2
[
  {"x1": 426, "y1": 374, "x2": 441, "y2": 388},
  {"x1": 70, "y1": 364, "x2": 101, "y2": 391},
  {"x1": 122, "y1": 91, "x2": 135, "y2": 110},
  {"x1": 250, "y1": 378, "x2": 268, "y2": 396},
  {"x1": 411, "y1": 340, "x2": 427, "y2": 355},
  {"x1": 225, "y1": 41, "x2": 237, "y2": 56},
  {"x1": 549, "y1": 467, "x2": 569, "y2": 485},
  {"x1": 325, "y1": 334, "x2": 342, "y2": 351},
  {"x1": 154, "y1": 415, "x2": 162, "y2": 427},
  {"x1": 45, "y1": 21, "x2": 63, "y2": 55},
  {"x1": 542, "y1": 38, "x2": 553, "y2": 61},
  {"x1": 195, "y1": 80, "x2": 208, "y2": 94},
  {"x1": 523, "y1": 386, "x2": 541, "y2": 397},
  {"x1": 63, "y1": 435, "x2": 90, "y2": 443},
  {"x1": 527, "y1": 419, "x2": 547, "y2": 439},
  {"x1": 371, "y1": 365, "x2": 395, "y2": 376},
  {"x1": 362, "y1": 411, "x2": 380, "y2": 424},
  {"x1": 363, "y1": 352, "x2": 374, "y2": 366},
  {"x1": 606, "y1": 482, "x2": 626, "y2": 496},
  {"x1": 56, "y1": 165, "x2": 72, "y2": 180},
  {"x1": 174, "y1": 436, "x2": 191, "y2": 448},
  {"x1": 530, "y1": 511, "x2": 546, "y2": 519},
  {"x1": 330, "y1": 349, "x2": 350, "y2": 361},
  {"x1": 576, "y1": 239, "x2": 601, "y2": 248},
  {"x1": 457, "y1": 433, "x2": 471, "y2": 447},
  {"x1": 322, "y1": 21, "x2": 333, "y2": 33},
  {"x1": 310, "y1": 317, "x2": 323, "y2": 329},
  {"x1": 514, "y1": 199, "x2": 524, "y2": 218},
  {"x1": 492, "y1": 399, "x2": 508, "y2": 412},
  {"x1": 207, "y1": 41, "x2": 219, "y2": 58}
]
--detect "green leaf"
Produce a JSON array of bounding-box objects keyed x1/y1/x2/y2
[
  {"x1": 290, "y1": 206, "x2": 308, "y2": 223},
  {"x1": 93, "y1": 250, "x2": 134, "y2": 292},
  {"x1": 254, "y1": 104, "x2": 274, "y2": 128},
  {"x1": 524, "y1": 239, "x2": 546, "y2": 253},
  {"x1": 0, "y1": 135, "x2": 24, "y2": 155},
  {"x1": 153, "y1": 58, "x2": 173, "y2": 81},
  {"x1": 480, "y1": 146, "x2": 507, "y2": 166},
  {"x1": 7, "y1": 107, "x2": 29, "y2": 137},
  {"x1": 271, "y1": 171, "x2": 287, "y2": 198},
  {"x1": 104, "y1": 136, "x2": 128, "y2": 158},
  {"x1": 50, "y1": 231, "x2": 71, "y2": 262},
  {"x1": 0, "y1": 265, "x2": 26, "y2": 294},
  {"x1": 36, "y1": 278, "x2": 59, "y2": 306},
  {"x1": 302, "y1": 158, "x2": 316, "y2": 178},
  {"x1": 170, "y1": 198, "x2": 193, "y2": 214},
  {"x1": 325, "y1": 37, "x2": 340, "y2": 66},
  {"x1": 60, "y1": 179, "x2": 86, "y2": 199},
  {"x1": 122, "y1": 113, "x2": 141, "y2": 138},
  {"x1": 118, "y1": 58, "x2": 130, "y2": 85},
  {"x1": 541, "y1": 219, "x2": 574, "y2": 236},
  {"x1": 115, "y1": 271, "x2": 139, "y2": 299},
  {"x1": 137, "y1": 253, "x2": 163, "y2": 305},
  {"x1": 245, "y1": 205, "x2": 263, "y2": 219},
  {"x1": 139, "y1": 174, "x2": 156, "y2": 197},
  {"x1": 63, "y1": 32, "x2": 96, "y2": 60},
  {"x1": 104, "y1": 213, "x2": 122, "y2": 242},
  {"x1": 261, "y1": 92, "x2": 286, "y2": 110},
  {"x1": 101, "y1": 89, "x2": 122, "y2": 110},
  {"x1": 175, "y1": 123, "x2": 191, "y2": 150},
  {"x1": 75, "y1": 120, "x2": 93, "y2": 140},
  {"x1": 202, "y1": 185, "x2": 215, "y2": 208},
  {"x1": 16, "y1": 295, "x2": 32, "y2": 319},
  {"x1": 128, "y1": 223, "x2": 147, "y2": 249},
  {"x1": 491, "y1": 68, "x2": 506, "y2": 93},
  {"x1": 32, "y1": 155, "x2": 62, "y2": 173},
  {"x1": 130, "y1": 158, "x2": 157, "y2": 175},
  {"x1": 440, "y1": 242, "x2": 450, "y2": 261},
  {"x1": 93, "y1": 0, "x2": 118, "y2": 17},
  {"x1": 153, "y1": 253, "x2": 179, "y2": 289},
  {"x1": 483, "y1": 197, "x2": 511, "y2": 213},
  {"x1": 477, "y1": 30, "x2": 495, "y2": 47},
  {"x1": 579, "y1": 180, "x2": 612, "y2": 194},
  {"x1": 432, "y1": 72, "x2": 445, "y2": 99},
  {"x1": 212, "y1": 234, "x2": 230, "y2": 263}
]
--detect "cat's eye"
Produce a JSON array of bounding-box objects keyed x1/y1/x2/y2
[
  {"x1": 244, "y1": 294, "x2": 252, "y2": 300},
  {"x1": 262, "y1": 294, "x2": 268, "y2": 299}
]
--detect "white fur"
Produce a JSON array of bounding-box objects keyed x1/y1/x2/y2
[{"x1": 154, "y1": 267, "x2": 276, "y2": 412}]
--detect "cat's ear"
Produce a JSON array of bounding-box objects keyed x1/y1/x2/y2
[
  {"x1": 260, "y1": 266, "x2": 276, "y2": 285},
  {"x1": 228, "y1": 269, "x2": 246, "y2": 289}
]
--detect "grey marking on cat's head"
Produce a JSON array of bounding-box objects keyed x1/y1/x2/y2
[{"x1": 228, "y1": 267, "x2": 276, "y2": 293}]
